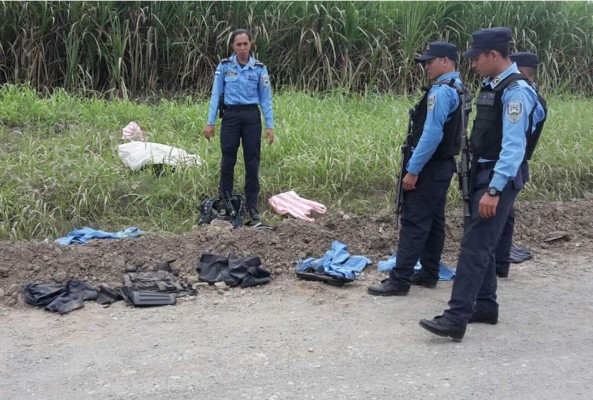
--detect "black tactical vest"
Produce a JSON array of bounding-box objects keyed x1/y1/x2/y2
[
  {"x1": 411, "y1": 80, "x2": 469, "y2": 160},
  {"x1": 471, "y1": 73, "x2": 534, "y2": 160}
]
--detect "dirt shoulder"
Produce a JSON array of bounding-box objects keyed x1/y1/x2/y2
[{"x1": 1, "y1": 198, "x2": 592, "y2": 399}]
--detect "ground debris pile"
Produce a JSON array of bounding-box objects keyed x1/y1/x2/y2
[{"x1": 1, "y1": 196, "x2": 592, "y2": 307}]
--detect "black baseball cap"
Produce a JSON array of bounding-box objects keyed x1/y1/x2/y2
[
  {"x1": 415, "y1": 41, "x2": 458, "y2": 63},
  {"x1": 510, "y1": 52, "x2": 539, "y2": 69},
  {"x1": 463, "y1": 27, "x2": 512, "y2": 58}
]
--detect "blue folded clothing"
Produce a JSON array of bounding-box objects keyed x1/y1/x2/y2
[
  {"x1": 509, "y1": 244, "x2": 533, "y2": 263},
  {"x1": 55, "y1": 227, "x2": 143, "y2": 245},
  {"x1": 377, "y1": 253, "x2": 455, "y2": 281},
  {"x1": 296, "y1": 240, "x2": 371, "y2": 280}
]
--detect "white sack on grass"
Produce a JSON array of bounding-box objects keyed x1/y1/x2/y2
[{"x1": 118, "y1": 141, "x2": 202, "y2": 171}]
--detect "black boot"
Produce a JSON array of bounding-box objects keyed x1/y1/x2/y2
[
  {"x1": 419, "y1": 315, "x2": 466, "y2": 341},
  {"x1": 367, "y1": 279, "x2": 409, "y2": 296},
  {"x1": 410, "y1": 272, "x2": 438, "y2": 288}
]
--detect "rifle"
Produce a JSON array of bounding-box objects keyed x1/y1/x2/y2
[
  {"x1": 394, "y1": 109, "x2": 414, "y2": 228},
  {"x1": 457, "y1": 91, "x2": 472, "y2": 217},
  {"x1": 218, "y1": 93, "x2": 224, "y2": 119}
]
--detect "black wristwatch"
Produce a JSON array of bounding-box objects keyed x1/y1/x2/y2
[{"x1": 487, "y1": 187, "x2": 501, "y2": 196}]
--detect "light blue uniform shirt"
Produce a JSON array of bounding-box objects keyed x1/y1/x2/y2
[
  {"x1": 531, "y1": 82, "x2": 547, "y2": 131},
  {"x1": 207, "y1": 54, "x2": 274, "y2": 129},
  {"x1": 481, "y1": 63, "x2": 543, "y2": 191},
  {"x1": 407, "y1": 72, "x2": 462, "y2": 175}
]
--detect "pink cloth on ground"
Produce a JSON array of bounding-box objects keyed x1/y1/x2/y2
[
  {"x1": 122, "y1": 121, "x2": 144, "y2": 141},
  {"x1": 268, "y1": 191, "x2": 327, "y2": 222}
]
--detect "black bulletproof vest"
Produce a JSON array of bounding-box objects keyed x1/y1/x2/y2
[
  {"x1": 471, "y1": 73, "x2": 533, "y2": 160},
  {"x1": 411, "y1": 80, "x2": 468, "y2": 160}
]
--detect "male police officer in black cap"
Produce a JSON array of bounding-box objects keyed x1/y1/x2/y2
[
  {"x1": 419, "y1": 28, "x2": 545, "y2": 340},
  {"x1": 368, "y1": 42, "x2": 469, "y2": 296},
  {"x1": 494, "y1": 51, "x2": 547, "y2": 278},
  {"x1": 510, "y1": 52, "x2": 540, "y2": 86}
]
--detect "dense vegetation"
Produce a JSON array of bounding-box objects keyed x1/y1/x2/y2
[
  {"x1": 1, "y1": 1, "x2": 592, "y2": 240},
  {"x1": 1, "y1": 1, "x2": 592, "y2": 97},
  {"x1": 1, "y1": 85, "x2": 592, "y2": 240}
]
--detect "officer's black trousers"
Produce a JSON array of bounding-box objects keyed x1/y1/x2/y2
[
  {"x1": 444, "y1": 167, "x2": 522, "y2": 325},
  {"x1": 219, "y1": 108, "x2": 262, "y2": 208},
  {"x1": 389, "y1": 157, "x2": 456, "y2": 286},
  {"x1": 494, "y1": 161, "x2": 529, "y2": 276},
  {"x1": 494, "y1": 208, "x2": 514, "y2": 275}
]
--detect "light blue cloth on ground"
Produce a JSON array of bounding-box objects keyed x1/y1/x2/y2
[
  {"x1": 296, "y1": 240, "x2": 371, "y2": 280},
  {"x1": 377, "y1": 253, "x2": 455, "y2": 281},
  {"x1": 55, "y1": 227, "x2": 143, "y2": 245}
]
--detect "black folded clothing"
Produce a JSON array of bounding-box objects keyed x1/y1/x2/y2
[
  {"x1": 295, "y1": 271, "x2": 354, "y2": 287},
  {"x1": 22, "y1": 280, "x2": 99, "y2": 315},
  {"x1": 197, "y1": 253, "x2": 272, "y2": 288}
]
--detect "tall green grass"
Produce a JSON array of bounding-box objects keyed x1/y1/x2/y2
[
  {"x1": 1, "y1": 84, "x2": 592, "y2": 240},
  {"x1": 1, "y1": 1, "x2": 592, "y2": 96}
]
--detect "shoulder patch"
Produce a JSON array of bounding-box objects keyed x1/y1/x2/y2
[
  {"x1": 506, "y1": 100, "x2": 523, "y2": 123},
  {"x1": 427, "y1": 94, "x2": 436, "y2": 111},
  {"x1": 262, "y1": 74, "x2": 270, "y2": 87}
]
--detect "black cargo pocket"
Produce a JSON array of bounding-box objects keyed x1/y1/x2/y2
[
  {"x1": 432, "y1": 168, "x2": 454, "y2": 182},
  {"x1": 474, "y1": 169, "x2": 492, "y2": 189}
]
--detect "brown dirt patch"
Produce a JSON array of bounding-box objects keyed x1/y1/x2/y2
[{"x1": 1, "y1": 196, "x2": 592, "y2": 306}]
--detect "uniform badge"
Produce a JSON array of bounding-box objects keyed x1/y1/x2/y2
[
  {"x1": 427, "y1": 94, "x2": 436, "y2": 111},
  {"x1": 506, "y1": 100, "x2": 523, "y2": 123},
  {"x1": 225, "y1": 71, "x2": 238, "y2": 76},
  {"x1": 262, "y1": 75, "x2": 270, "y2": 87}
]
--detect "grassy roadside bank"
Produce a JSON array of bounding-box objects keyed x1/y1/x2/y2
[{"x1": 1, "y1": 85, "x2": 592, "y2": 240}]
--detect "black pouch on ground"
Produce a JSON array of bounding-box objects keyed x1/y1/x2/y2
[{"x1": 197, "y1": 253, "x2": 272, "y2": 288}]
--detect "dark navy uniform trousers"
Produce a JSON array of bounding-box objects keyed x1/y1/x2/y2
[
  {"x1": 444, "y1": 165, "x2": 523, "y2": 325},
  {"x1": 389, "y1": 157, "x2": 456, "y2": 285},
  {"x1": 495, "y1": 161, "x2": 529, "y2": 276},
  {"x1": 219, "y1": 107, "x2": 262, "y2": 209}
]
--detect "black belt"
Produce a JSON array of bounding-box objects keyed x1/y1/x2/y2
[
  {"x1": 476, "y1": 161, "x2": 497, "y2": 170},
  {"x1": 223, "y1": 104, "x2": 259, "y2": 111}
]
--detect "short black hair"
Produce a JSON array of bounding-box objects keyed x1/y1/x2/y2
[
  {"x1": 520, "y1": 66, "x2": 537, "y2": 81},
  {"x1": 481, "y1": 47, "x2": 509, "y2": 59}
]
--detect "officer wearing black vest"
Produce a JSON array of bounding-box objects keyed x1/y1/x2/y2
[
  {"x1": 420, "y1": 28, "x2": 545, "y2": 340},
  {"x1": 495, "y1": 51, "x2": 547, "y2": 278},
  {"x1": 368, "y1": 42, "x2": 469, "y2": 296}
]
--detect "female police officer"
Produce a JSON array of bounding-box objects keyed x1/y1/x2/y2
[{"x1": 203, "y1": 28, "x2": 274, "y2": 222}]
